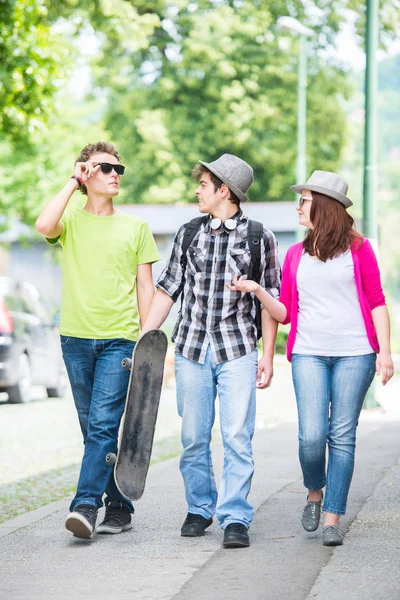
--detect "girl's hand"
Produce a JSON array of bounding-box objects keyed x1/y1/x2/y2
[
  {"x1": 376, "y1": 351, "x2": 394, "y2": 385},
  {"x1": 226, "y1": 273, "x2": 259, "y2": 294}
]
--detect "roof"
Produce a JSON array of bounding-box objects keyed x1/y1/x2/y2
[
  {"x1": 117, "y1": 202, "x2": 299, "y2": 234},
  {"x1": 1, "y1": 202, "x2": 299, "y2": 243}
]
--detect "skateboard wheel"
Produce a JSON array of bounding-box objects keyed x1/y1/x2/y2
[
  {"x1": 105, "y1": 453, "x2": 117, "y2": 465},
  {"x1": 121, "y1": 357, "x2": 132, "y2": 370}
]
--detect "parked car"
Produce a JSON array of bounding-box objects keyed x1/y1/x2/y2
[{"x1": 0, "y1": 276, "x2": 66, "y2": 403}]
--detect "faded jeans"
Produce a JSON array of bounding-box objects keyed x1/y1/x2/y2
[
  {"x1": 292, "y1": 353, "x2": 376, "y2": 515},
  {"x1": 174, "y1": 346, "x2": 258, "y2": 529}
]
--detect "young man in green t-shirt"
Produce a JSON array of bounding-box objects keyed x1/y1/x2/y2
[{"x1": 36, "y1": 141, "x2": 160, "y2": 539}]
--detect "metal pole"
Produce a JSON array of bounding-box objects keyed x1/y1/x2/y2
[
  {"x1": 363, "y1": 0, "x2": 380, "y2": 410},
  {"x1": 297, "y1": 34, "x2": 307, "y2": 187},
  {"x1": 296, "y1": 34, "x2": 307, "y2": 241},
  {"x1": 363, "y1": 0, "x2": 378, "y2": 243}
]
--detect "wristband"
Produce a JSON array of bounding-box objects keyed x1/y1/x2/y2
[{"x1": 71, "y1": 175, "x2": 83, "y2": 187}]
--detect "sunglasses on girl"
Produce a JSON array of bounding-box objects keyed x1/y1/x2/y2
[
  {"x1": 298, "y1": 195, "x2": 313, "y2": 207},
  {"x1": 93, "y1": 162, "x2": 126, "y2": 175}
]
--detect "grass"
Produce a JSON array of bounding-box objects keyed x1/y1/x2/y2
[{"x1": 0, "y1": 435, "x2": 182, "y2": 525}]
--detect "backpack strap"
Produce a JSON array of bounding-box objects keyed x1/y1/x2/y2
[
  {"x1": 176, "y1": 215, "x2": 208, "y2": 308},
  {"x1": 247, "y1": 219, "x2": 263, "y2": 282},
  {"x1": 180, "y1": 216, "x2": 208, "y2": 269},
  {"x1": 247, "y1": 220, "x2": 263, "y2": 340}
]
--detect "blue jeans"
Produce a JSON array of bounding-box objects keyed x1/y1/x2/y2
[
  {"x1": 174, "y1": 346, "x2": 258, "y2": 529},
  {"x1": 292, "y1": 353, "x2": 376, "y2": 515},
  {"x1": 61, "y1": 336, "x2": 135, "y2": 512}
]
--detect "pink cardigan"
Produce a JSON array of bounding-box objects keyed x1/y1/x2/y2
[{"x1": 280, "y1": 239, "x2": 386, "y2": 362}]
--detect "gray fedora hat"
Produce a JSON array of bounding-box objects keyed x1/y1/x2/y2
[
  {"x1": 291, "y1": 170, "x2": 353, "y2": 208},
  {"x1": 199, "y1": 154, "x2": 254, "y2": 203}
]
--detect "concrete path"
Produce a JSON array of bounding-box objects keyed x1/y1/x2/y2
[{"x1": 1, "y1": 417, "x2": 399, "y2": 600}]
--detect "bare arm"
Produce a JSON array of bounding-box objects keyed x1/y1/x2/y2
[
  {"x1": 371, "y1": 305, "x2": 394, "y2": 385},
  {"x1": 141, "y1": 288, "x2": 174, "y2": 334},
  {"x1": 257, "y1": 309, "x2": 279, "y2": 389},
  {"x1": 226, "y1": 274, "x2": 287, "y2": 323},
  {"x1": 35, "y1": 179, "x2": 78, "y2": 239},
  {"x1": 136, "y1": 263, "x2": 156, "y2": 327},
  {"x1": 35, "y1": 161, "x2": 99, "y2": 239}
]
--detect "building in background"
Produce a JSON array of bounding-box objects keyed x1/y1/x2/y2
[{"x1": 3, "y1": 202, "x2": 299, "y2": 306}]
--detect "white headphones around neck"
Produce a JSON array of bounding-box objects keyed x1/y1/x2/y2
[{"x1": 210, "y1": 217, "x2": 238, "y2": 231}]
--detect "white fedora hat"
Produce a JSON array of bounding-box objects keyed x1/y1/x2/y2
[{"x1": 291, "y1": 170, "x2": 353, "y2": 208}]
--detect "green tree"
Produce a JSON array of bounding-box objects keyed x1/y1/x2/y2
[
  {"x1": 0, "y1": 0, "x2": 70, "y2": 141},
  {"x1": 98, "y1": 1, "x2": 352, "y2": 203}
]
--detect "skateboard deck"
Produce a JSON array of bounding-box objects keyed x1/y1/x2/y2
[{"x1": 106, "y1": 329, "x2": 168, "y2": 501}]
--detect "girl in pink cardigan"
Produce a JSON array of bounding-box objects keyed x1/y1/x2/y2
[{"x1": 228, "y1": 170, "x2": 394, "y2": 547}]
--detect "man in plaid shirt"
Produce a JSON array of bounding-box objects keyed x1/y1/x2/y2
[{"x1": 142, "y1": 154, "x2": 280, "y2": 548}]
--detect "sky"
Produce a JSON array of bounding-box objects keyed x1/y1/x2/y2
[{"x1": 335, "y1": 17, "x2": 400, "y2": 70}]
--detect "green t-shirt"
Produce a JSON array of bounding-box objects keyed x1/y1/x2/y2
[{"x1": 47, "y1": 209, "x2": 160, "y2": 341}]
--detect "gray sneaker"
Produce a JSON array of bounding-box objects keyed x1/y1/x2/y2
[
  {"x1": 97, "y1": 501, "x2": 132, "y2": 534},
  {"x1": 323, "y1": 525, "x2": 343, "y2": 546},
  {"x1": 301, "y1": 496, "x2": 322, "y2": 532}
]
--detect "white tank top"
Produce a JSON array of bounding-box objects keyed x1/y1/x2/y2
[{"x1": 292, "y1": 251, "x2": 373, "y2": 356}]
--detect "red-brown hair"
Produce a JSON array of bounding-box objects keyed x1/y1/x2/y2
[{"x1": 303, "y1": 192, "x2": 362, "y2": 262}]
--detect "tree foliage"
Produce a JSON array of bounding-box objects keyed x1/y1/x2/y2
[
  {"x1": 97, "y1": 1, "x2": 353, "y2": 202},
  {"x1": 1, "y1": 0, "x2": 399, "y2": 220},
  {"x1": 0, "y1": 0, "x2": 70, "y2": 140}
]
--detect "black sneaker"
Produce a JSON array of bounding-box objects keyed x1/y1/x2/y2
[
  {"x1": 96, "y1": 501, "x2": 132, "y2": 534},
  {"x1": 181, "y1": 513, "x2": 213, "y2": 537},
  {"x1": 223, "y1": 523, "x2": 250, "y2": 548},
  {"x1": 65, "y1": 504, "x2": 98, "y2": 539}
]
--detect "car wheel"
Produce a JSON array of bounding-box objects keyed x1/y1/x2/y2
[
  {"x1": 46, "y1": 371, "x2": 67, "y2": 398},
  {"x1": 7, "y1": 353, "x2": 32, "y2": 404}
]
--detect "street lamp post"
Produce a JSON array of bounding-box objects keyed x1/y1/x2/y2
[
  {"x1": 296, "y1": 33, "x2": 308, "y2": 189},
  {"x1": 277, "y1": 17, "x2": 313, "y2": 240},
  {"x1": 363, "y1": 0, "x2": 379, "y2": 245},
  {"x1": 362, "y1": 0, "x2": 380, "y2": 410}
]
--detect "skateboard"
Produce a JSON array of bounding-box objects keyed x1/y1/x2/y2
[{"x1": 105, "y1": 329, "x2": 168, "y2": 501}]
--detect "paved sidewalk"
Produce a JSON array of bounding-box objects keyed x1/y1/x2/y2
[
  {"x1": 1, "y1": 417, "x2": 399, "y2": 600},
  {"x1": 1, "y1": 365, "x2": 399, "y2": 599}
]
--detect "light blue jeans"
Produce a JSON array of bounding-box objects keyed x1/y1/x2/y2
[
  {"x1": 292, "y1": 353, "x2": 376, "y2": 515},
  {"x1": 174, "y1": 346, "x2": 258, "y2": 529},
  {"x1": 61, "y1": 336, "x2": 135, "y2": 513}
]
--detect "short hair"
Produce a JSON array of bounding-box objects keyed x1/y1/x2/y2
[
  {"x1": 192, "y1": 163, "x2": 240, "y2": 206},
  {"x1": 75, "y1": 141, "x2": 121, "y2": 196}
]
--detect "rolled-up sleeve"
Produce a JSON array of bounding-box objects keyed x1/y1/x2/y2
[
  {"x1": 359, "y1": 239, "x2": 386, "y2": 309},
  {"x1": 259, "y1": 229, "x2": 281, "y2": 302},
  {"x1": 156, "y1": 225, "x2": 186, "y2": 303}
]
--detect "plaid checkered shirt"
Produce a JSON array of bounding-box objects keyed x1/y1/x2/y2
[{"x1": 156, "y1": 211, "x2": 281, "y2": 364}]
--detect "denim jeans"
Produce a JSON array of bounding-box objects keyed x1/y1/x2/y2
[
  {"x1": 174, "y1": 346, "x2": 258, "y2": 529},
  {"x1": 291, "y1": 353, "x2": 376, "y2": 515},
  {"x1": 61, "y1": 336, "x2": 135, "y2": 512}
]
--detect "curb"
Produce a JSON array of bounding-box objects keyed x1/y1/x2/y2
[{"x1": 0, "y1": 497, "x2": 71, "y2": 538}]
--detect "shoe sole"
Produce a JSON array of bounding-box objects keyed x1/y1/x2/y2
[
  {"x1": 323, "y1": 539, "x2": 343, "y2": 546},
  {"x1": 223, "y1": 537, "x2": 250, "y2": 548},
  {"x1": 96, "y1": 523, "x2": 132, "y2": 534},
  {"x1": 65, "y1": 513, "x2": 94, "y2": 539}
]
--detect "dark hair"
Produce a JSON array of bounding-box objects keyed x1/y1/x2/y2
[
  {"x1": 191, "y1": 164, "x2": 240, "y2": 206},
  {"x1": 303, "y1": 192, "x2": 362, "y2": 262},
  {"x1": 75, "y1": 141, "x2": 121, "y2": 196}
]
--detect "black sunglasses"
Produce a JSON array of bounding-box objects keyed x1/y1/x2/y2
[
  {"x1": 93, "y1": 162, "x2": 125, "y2": 175},
  {"x1": 299, "y1": 196, "x2": 313, "y2": 207}
]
